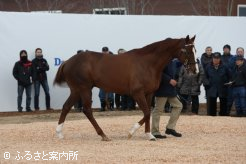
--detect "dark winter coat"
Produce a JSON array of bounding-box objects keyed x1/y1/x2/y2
[
  {"x1": 177, "y1": 64, "x2": 204, "y2": 95},
  {"x1": 32, "y1": 58, "x2": 49, "y2": 81},
  {"x1": 13, "y1": 60, "x2": 32, "y2": 86},
  {"x1": 204, "y1": 63, "x2": 230, "y2": 98},
  {"x1": 201, "y1": 53, "x2": 213, "y2": 69},
  {"x1": 221, "y1": 53, "x2": 233, "y2": 67},
  {"x1": 155, "y1": 60, "x2": 178, "y2": 97},
  {"x1": 231, "y1": 62, "x2": 246, "y2": 87}
]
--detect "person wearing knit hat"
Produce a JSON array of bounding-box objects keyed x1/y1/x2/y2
[
  {"x1": 12, "y1": 50, "x2": 33, "y2": 112},
  {"x1": 222, "y1": 44, "x2": 233, "y2": 65},
  {"x1": 221, "y1": 44, "x2": 234, "y2": 116},
  {"x1": 223, "y1": 44, "x2": 231, "y2": 51}
]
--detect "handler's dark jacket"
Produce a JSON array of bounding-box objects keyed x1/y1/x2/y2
[
  {"x1": 204, "y1": 62, "x2": 230, "y2": 98},
  {"x1": 155, "y1": 60, "x2": 178, "y2": 97},
  {"x1": 32, "y1": 57, "x2": 49, "y2": 81},
  {"x1": 13, "y1": 60, "x2": 32, "y2": 86}
]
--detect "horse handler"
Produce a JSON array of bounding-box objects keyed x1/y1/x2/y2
[{"x1": 151, "y1": 60, "x2": 183, "y2": 139}]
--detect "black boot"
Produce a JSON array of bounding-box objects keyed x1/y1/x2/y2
[
  {"x1": 109, "y1": 100, "x2": 114, "y2": 111},
  {"x1": 26, "y1": 107, "x2": 33, "y2": 112},
  {"x1": 18, "y1": 107, "x2": 23, "y2": 112},
  {"x1": 165, "y1": 128, "x2": 182, "y2": 137}
]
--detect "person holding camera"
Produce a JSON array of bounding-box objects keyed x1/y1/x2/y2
[{"x1": 32, "y1": 48, "x2": 53, "y2": 111}]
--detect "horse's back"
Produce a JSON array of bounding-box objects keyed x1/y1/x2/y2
[{"x1": 62, "y1": 50, "x2": 154, "y2": 94}]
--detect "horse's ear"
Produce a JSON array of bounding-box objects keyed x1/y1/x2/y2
[
  {"x1": 185, "y1": 35, "x2": 190, "y2": 43},
  {"x1": 190, "y1": 35, "x2": 196, "y2": 43}
]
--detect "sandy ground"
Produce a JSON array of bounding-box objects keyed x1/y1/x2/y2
[{"x1": 0, "y1": 111, "x2": 245, "y2": 164}]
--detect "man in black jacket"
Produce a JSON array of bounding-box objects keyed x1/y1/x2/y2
[
  {"x1": 204, "y1": 52, "x2": 230, "y2": 116},
  {"x1": 13, "y1": 50, "x2": 33, "y2": 112},
  {"x1": 32, "y1": 48, "x2": 52, "y2": 111}
]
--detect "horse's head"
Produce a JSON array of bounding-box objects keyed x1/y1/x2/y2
[{"x1": 177, "y1": 35, "x2": 197, "y2": 73}]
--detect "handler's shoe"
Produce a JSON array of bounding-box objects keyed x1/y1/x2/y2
[
  {"x1": 153, "y1": 134, "x2": 167, "y2": 139},
  {"x1": 165, "y1": 128, "x2": 182, "y2": 137}
]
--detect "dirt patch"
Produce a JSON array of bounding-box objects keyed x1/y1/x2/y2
[{"x1": 0, "y1": 110, "x2": 245, "y2": 163}]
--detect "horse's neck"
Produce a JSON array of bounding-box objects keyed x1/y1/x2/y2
[{"x1": 146, "y1": 40, "x2": 181, "y2": 75}]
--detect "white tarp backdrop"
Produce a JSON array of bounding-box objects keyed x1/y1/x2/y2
[{"x1": 0, "y1": 12, "x2": 245, "y2": 112}]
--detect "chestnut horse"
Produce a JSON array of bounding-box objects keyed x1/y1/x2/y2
[{"x1": 54, "y1": 35, "x2": 197, "y2": 141}]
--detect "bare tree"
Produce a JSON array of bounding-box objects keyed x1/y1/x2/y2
[
  {"x1": 227, "y1": 0, "x2": 234, "y2": 16},
  {"x1": 14, "y1": 0, "x2": 24, "y2": 11},
  {"x1": 148, "y1": 0, "x2": 160, "y2": 15},
  {"x1": 0, "y1": 1, "x2": 4, "y2": 10},
  {"x1": 189, "y1": 0, "x2": 234, "y2": 16},
  {"x1": 86, "y1": 0, "x2": 160, "y2": 15}
]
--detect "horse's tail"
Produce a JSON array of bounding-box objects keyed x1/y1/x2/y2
[{"x1": 53, "y1": 62, "x2": 66, "y2": 86}]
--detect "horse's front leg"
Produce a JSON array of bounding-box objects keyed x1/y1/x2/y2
[
  {"x1": 128, "y1": 93, "x2": 156, "y2": 141},
  {"x1": 56, "y1": 92, "x2": 79, "y2": 139}
]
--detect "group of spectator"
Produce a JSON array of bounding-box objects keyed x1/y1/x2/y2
[
  {"x1": 13, "y1": 48, "x2": 53, "y2": 112},
  {"x1": 201, "y1": 45, "x2": 246, "y2": 117}
]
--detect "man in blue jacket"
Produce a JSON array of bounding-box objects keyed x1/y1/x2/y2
[{"x1": 151, "y1": 59, "x2": 183, "y2": 139}]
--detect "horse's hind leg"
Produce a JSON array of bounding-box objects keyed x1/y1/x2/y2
[
  {"x1": 81, "y1": 89, "x2": 110, "y2": 141},
  {"x1": 56, "y1": 92, "x2": 79, "y2": 139}
]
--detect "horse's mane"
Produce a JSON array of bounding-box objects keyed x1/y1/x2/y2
[{"x1": 127, "y1": 38, "x2": 180, "y2": 56}]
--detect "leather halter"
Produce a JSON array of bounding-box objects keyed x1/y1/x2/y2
[{"x1": 181, "y1": 43, "x2": 196, "y2": 65}]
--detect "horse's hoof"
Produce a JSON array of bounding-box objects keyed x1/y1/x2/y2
[
  {"x1": 128, "y1": 133, "x2": 132, "y2": 139},
  {"x1": 101, "y1": 137, "x2": 111, "y2": 141},
  {"x1": 150, "y1": 138, "x2": 157, "y2": 141},
  {"x1": 56, "y1": 132, "x2": 64, "y2": 139},
  {"x1": 145, "y1": 132, "x2": 156, "y2": 141}
]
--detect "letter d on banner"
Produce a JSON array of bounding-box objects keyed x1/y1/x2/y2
[{"x1": 54, "y1": 58, "x2": 61, "y2": 66}]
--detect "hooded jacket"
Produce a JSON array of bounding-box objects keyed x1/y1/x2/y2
[{"x1": 13, "y1": 59, "x2": 32, "y2": 86}]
